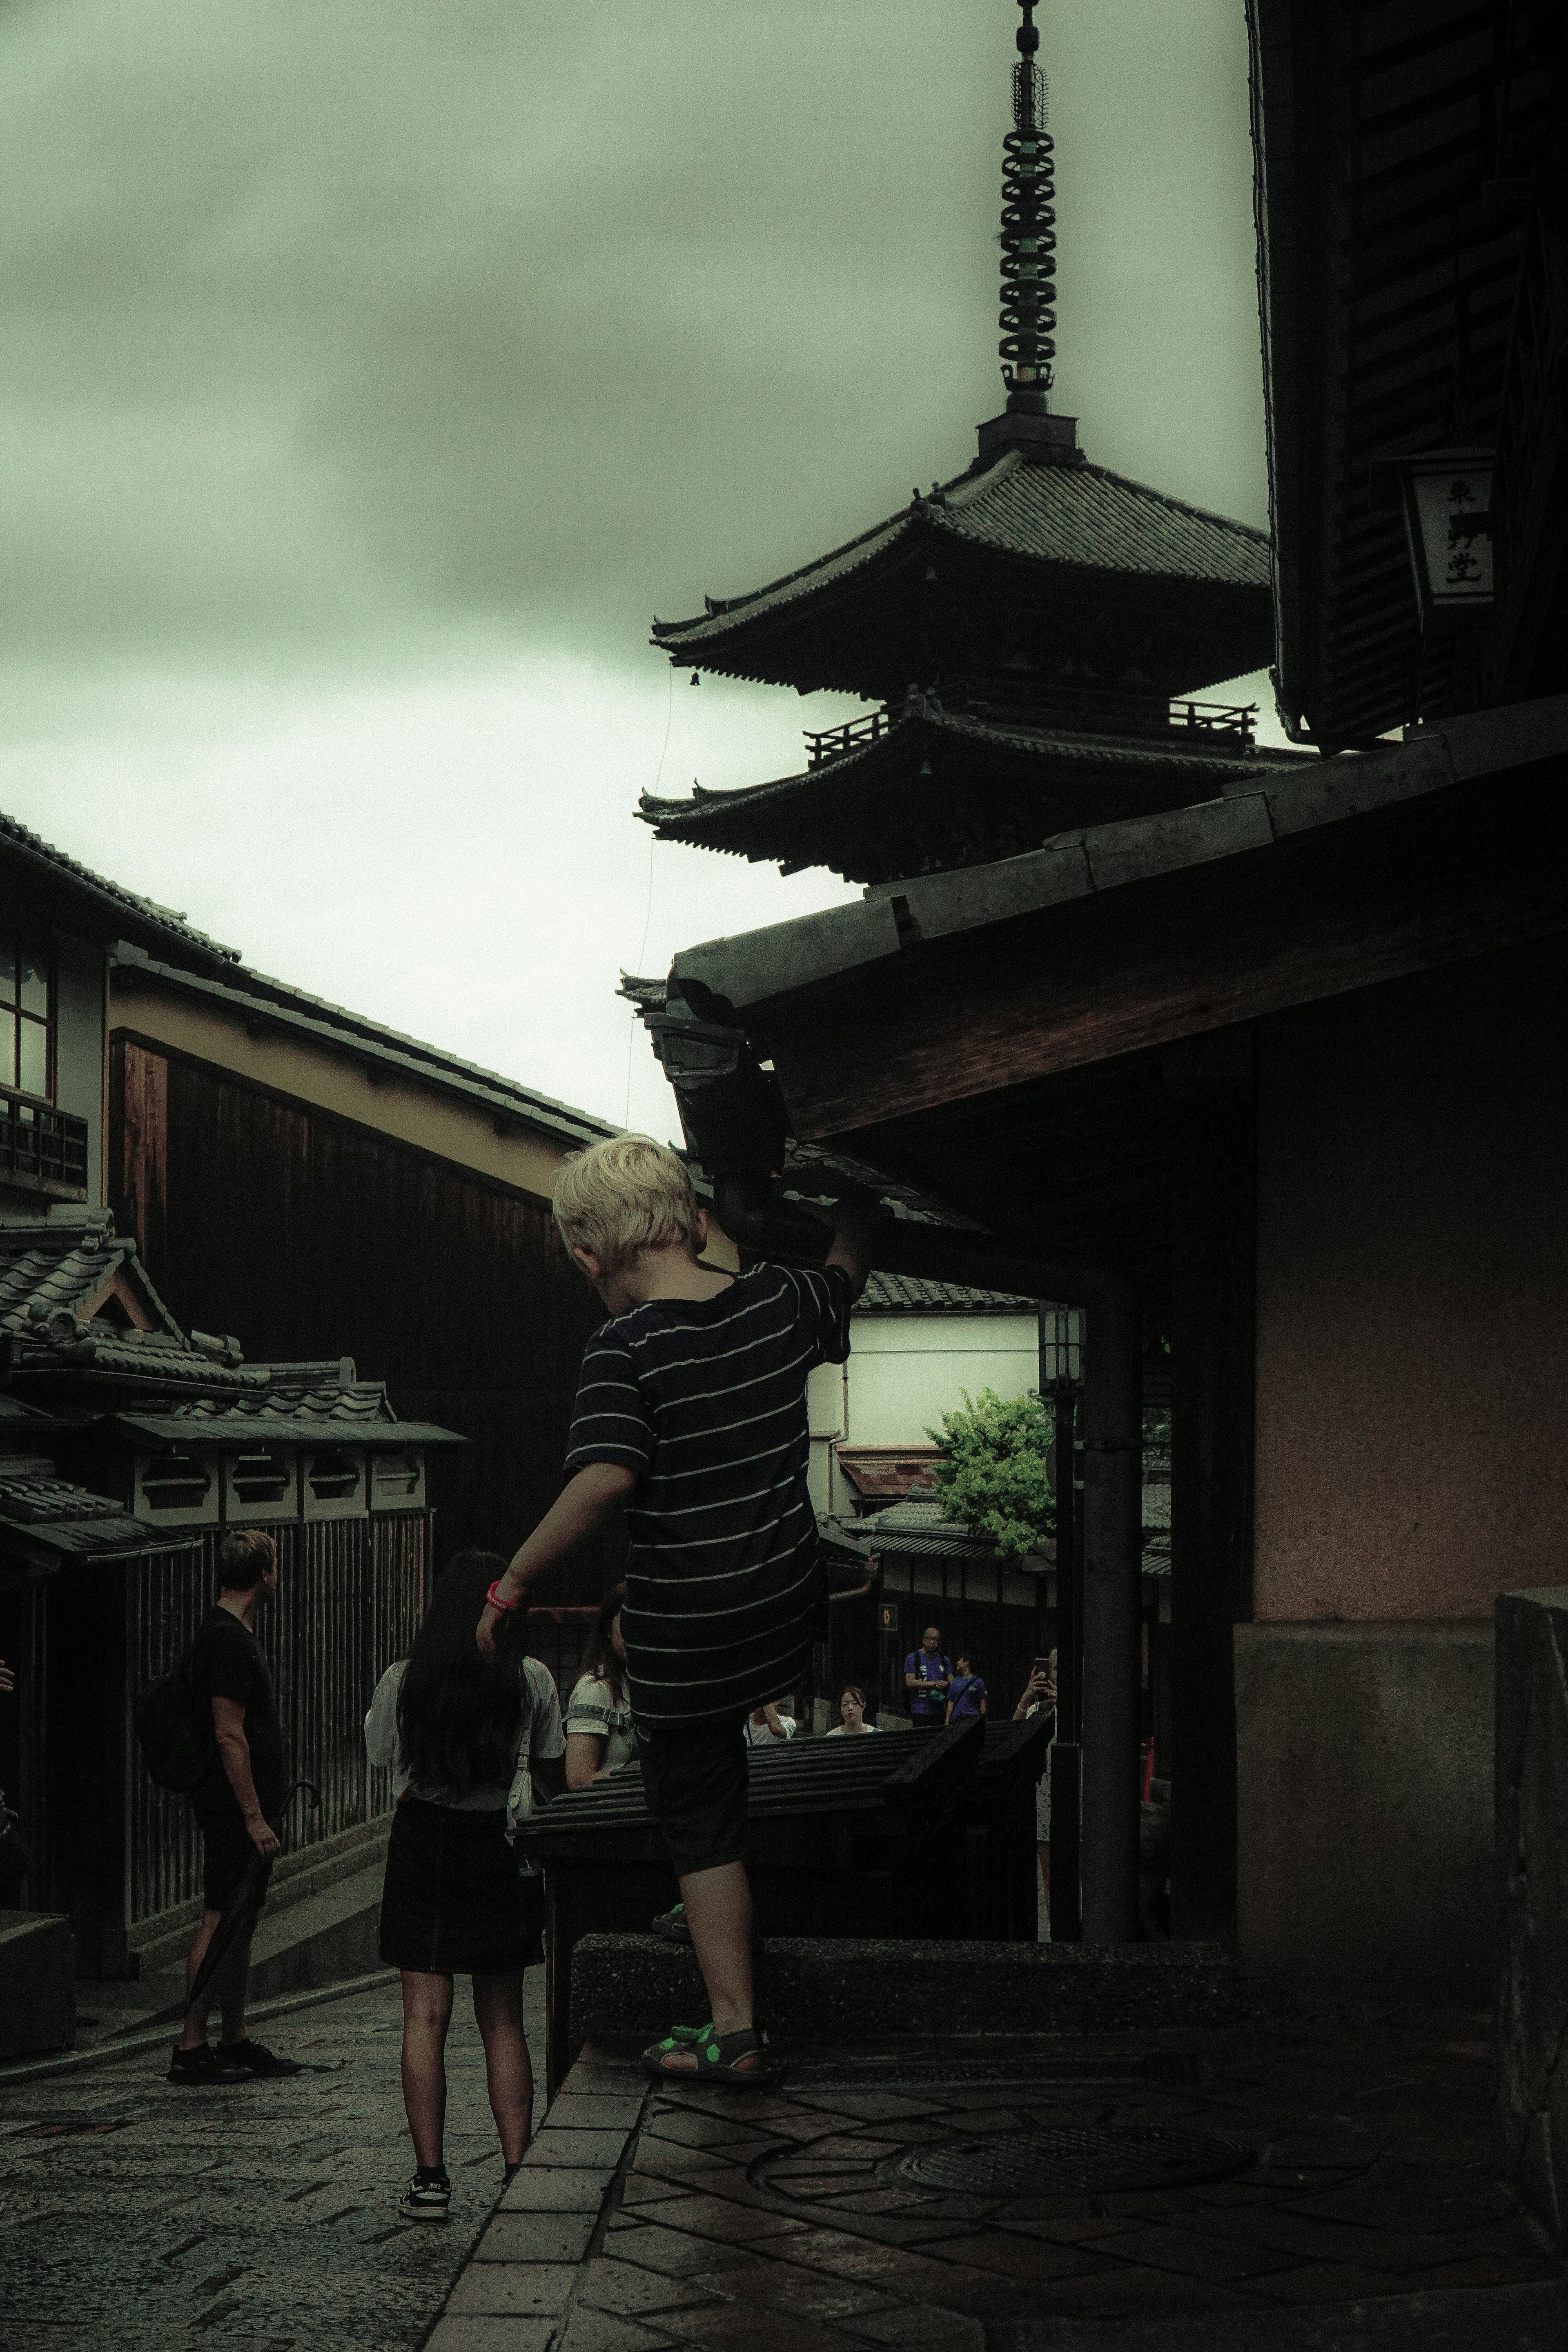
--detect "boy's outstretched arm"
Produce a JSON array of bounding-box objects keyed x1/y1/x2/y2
[
  {"x1": 817, "y1": 1195, "x2": 878, "y2": 1303},
  {"x1": 477, "y1": 1461, "x2": 638, "y2": 1655}
]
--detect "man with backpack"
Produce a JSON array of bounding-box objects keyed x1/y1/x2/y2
[{"x1": 168, "y1": 1528, "x2": 301, "y2": 2084}]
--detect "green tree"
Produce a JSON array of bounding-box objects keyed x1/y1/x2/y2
[{"x1": 927, "y1": 1387, "x2": 1056, "y2": 1561}]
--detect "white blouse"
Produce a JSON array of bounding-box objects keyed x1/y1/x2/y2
[{"x1": 365, "y1": 1655, "x2": 564, "y2": 1825}]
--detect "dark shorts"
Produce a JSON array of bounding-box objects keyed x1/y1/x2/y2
[
  {"x1": 638, "y1": 1717, "x2": 749, "y2": 1878},
  {"x1": 196, "y1": 1809, "x2": 276, "y2": 1914}
]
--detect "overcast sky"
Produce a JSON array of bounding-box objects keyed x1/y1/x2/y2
[{"x1": 3, "y1": 0, "x2": 1281, "y2": 1137}]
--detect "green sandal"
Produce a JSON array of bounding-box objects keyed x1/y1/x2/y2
[{"x1": 641, "y1": 2020, "x2": 784, "y2": 2089}]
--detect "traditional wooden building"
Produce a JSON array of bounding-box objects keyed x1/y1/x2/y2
[
  {"x1": 0, "y1": 809, "x2": 630, "y2": 1980},
  {"x1": 639, "y1": 0, "x2": 1310, "y2": 888},
  {"x1": 0, "y1": 1201, "x2": 459, "y2": 1977},
  {"x1": 105, "y1": 932, "x2": 624, "y2": 1597}
]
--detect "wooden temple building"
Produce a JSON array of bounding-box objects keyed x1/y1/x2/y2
[{"x1": 637, "y1": 0, "x2": 1568, "y2": 2007}]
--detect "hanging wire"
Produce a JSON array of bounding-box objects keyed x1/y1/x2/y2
[{"x1": 624, "y1": 666, "x2": 676, "y2": 1126}]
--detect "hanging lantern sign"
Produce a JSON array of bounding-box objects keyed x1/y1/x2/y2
[{"x1": 1398, "y1": 449, "x2": 1495, "y2": 621}]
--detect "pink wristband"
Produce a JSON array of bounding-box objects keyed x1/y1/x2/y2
[{"x1": 486, "y1": 1579, "x2": 523, "y2": 1613}]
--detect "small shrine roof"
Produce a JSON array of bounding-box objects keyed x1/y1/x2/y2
[
  {"x1": 0, "y1": 1467, "x2": 197, "y2": 1564},
  {"x1": 0, "y1": 1207, "x2": 461, "y2": 1443},
  {"x1": 0, "y1": 1207, "x2": 261, "y2": 1395}
]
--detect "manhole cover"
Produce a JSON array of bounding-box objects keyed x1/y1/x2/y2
[{"x1": 894, "y1": 2123, "x2": 1253, "y2": 2198}]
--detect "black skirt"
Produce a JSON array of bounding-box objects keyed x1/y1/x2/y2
[{"x1": 379, "y1": 1797, "x2": 545, "y2": 1975}]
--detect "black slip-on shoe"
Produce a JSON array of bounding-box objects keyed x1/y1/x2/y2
[
  {"x1": 167, "y1": 2042, "x2": 244, "y2": 2087},
  {"x1": 215, "y1": 2036, "x2": 302, "y2": 2078}
]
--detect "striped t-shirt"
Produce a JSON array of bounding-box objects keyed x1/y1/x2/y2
[{"x1": 562, "y1": 1262, "x2": 853, "y2": 1729}]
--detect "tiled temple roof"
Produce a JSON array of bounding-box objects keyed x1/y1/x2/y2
[
  {"x1": 639, "y1": 695, "x2": 1298, "y2": 883},
  {"x1": 655, "y1": 448, "x2": 1270, "y2": 656}
]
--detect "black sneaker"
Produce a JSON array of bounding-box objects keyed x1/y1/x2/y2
[
  {"x1": 167, "y1": 2042, "x2": 243, "y2": 2087},
  {"x1": 398, "y1": 2167, "x2": 451, "y2": 2223},
  {"x1": 650, "y1": 1902, "x2": 692, "y2": 1944},
  {"x1": 215, "y1": 2036, "x2": 302, "y2": 2079}
]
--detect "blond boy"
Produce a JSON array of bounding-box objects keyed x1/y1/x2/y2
[{"x1": 478, "y1": 1137, "x2": 870, "y2": 2084}]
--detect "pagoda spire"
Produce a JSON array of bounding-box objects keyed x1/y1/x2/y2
[{"x1": 998, "y1": 0, "x2": 1057, "y2": 412}]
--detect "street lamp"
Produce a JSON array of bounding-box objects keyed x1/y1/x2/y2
[{"x1": 1038, "y1": 1303, "x2": 1085, "y2": 1941}]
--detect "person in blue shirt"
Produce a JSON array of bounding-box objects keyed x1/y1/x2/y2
[
  {"x1": 944, "y1": 1656, "x2": 988, "y2": 1724},
  {"x1": 904, "y1": 1626, "x2": 952, "y2": 1729}
]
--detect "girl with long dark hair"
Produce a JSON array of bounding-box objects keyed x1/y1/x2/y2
[{"x1": 365, "y1": 1550, "x2": 564, "y2": 2222}]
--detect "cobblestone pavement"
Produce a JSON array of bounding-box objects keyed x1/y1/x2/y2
[
  {"x1": 0, "y1": 1974, "x2": 546, "y2": 2351},
  {"x1": 430, "y1": 2006, "x2": 1567, "y2": 2352}
]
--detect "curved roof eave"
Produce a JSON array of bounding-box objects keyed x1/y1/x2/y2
[
  {"x1": 648, "y1": 449, "x2": 1272, "y2": 665},
  {"x1": 639, "y1": 705, "x2": 1290, "y2": 837}
]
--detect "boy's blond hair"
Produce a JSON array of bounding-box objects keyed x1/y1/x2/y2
[{"x1": 552, "y1": 1136, "x2": 702, "y2": 1275}]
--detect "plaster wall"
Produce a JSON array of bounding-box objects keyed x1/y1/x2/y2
[
  {"x1": 1254, "y1": 940, "x2": 1568, "y2": 1623},
  {"x1": 807, "y1": 1310, "x2": 1038, "y2": 1515}
]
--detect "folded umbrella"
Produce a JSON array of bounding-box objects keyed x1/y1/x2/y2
[{"x1": 184, "y1": 1779, "x2": 320, "y2": 2021}]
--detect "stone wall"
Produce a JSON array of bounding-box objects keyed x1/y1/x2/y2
[
  {"x1": 1254, "y1": 942, "x2": 1568, "y2": 1623},
  {"x1": 1236, "y1": 1619, "x2": 1493, "y2": 2001},
  {"x1": 1496, "y1": 1586, "x2": 1568, "y2": 2243}
]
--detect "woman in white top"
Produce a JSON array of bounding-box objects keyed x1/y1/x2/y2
[
  {"x1": 564, "y1": 1583, "x2": 635, "y2": 1789},
  {"x1": 825, "y1": 1684, "x2": 882, "y2": 1737},
  {"x1": 364, "y1": 1550, "x2": 564, "y2": 2224},
  {"x1": 744, "y1": 1701, "x2": 797, "y2": 1747}
]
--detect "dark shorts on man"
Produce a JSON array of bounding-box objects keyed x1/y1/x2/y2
[
  {"x1": 637, "y1": 1717, "x2": 749, "y2": 1877},
  {"x1": 197, "y1": 1809, "x2": 277, "y2": 1914}
]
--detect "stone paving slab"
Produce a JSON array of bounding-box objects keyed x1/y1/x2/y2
[
  {"x1": 0, "y1": 1973, "x2": 548, "y2": 2350},
  {"x1": 426, "y1": 2008, "x2": 1566, "y2": 2352}
]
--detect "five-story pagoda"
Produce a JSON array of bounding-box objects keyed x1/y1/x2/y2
[{"x1": 639, "y1": 0, "x2": 1299, "y2": 888}]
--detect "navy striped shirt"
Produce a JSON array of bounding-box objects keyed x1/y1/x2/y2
[{"x1": 562, "y1": 1263, "x2": 853, "y2": 1729}]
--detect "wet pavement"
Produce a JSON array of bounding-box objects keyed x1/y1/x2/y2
[
  {"x1": 6, "y1": 1983, "x2": 1566, "y2": 2350},
  {"x1": 0, "y1": 1973, "x2": 545, "y2": 2351},
  {"x1": 430, "y1": 2005, "x2": 1567, "y2": 2352}
]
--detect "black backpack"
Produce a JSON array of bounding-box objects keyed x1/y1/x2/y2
[{"x1": 134, "y1": 1644, "x2": 209, "y2": 1793}]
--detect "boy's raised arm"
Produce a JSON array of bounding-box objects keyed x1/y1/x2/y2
[
  {"x1": 816, "y1": 1195, "x2": 878, "y2": 1303},
  {"x1": 477, "y1": 1461, "x2": 637, "y2": 1655}
]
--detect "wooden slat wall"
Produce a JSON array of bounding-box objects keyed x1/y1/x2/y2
[{"x1": 108, "y1": 1040, "x2": 624, "y2": 1601}]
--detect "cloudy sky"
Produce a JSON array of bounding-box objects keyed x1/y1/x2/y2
[{"x1": 2, "y1": 0, "x2": 1280, "y2": 1136}]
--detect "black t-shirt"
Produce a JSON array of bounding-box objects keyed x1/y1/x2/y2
[{"x1": 188, "y1": 1606, "x2": 289, "y2": 1822}]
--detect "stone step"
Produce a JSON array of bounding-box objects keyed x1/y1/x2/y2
[
  {"x1": 569, "y1": 1932, "x2": 1247, "y2": 2049},
  {"x1": 0, "y1": 1910, "x2": 75, "y2": 2061}
]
